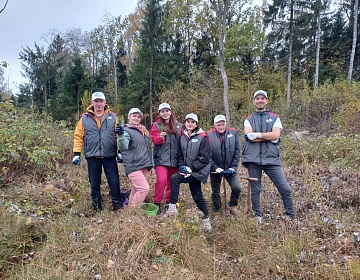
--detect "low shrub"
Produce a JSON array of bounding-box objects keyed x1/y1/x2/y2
[{"x1": 0, "y1": 101, "x2": 72, "y2": 186}]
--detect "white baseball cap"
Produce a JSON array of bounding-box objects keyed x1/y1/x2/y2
[
  {"x1": 184, "y1": 113, "x2": 198, "y2": 123},
  {"x1": 91, "y1": 91, "x2": 106, "y2": 101},
  {"x1": 158, "y1": 103, "x2": 171, "y2": 112},
  {"x1": 253, "y1": 90, "x2": 268, "y2": 99},
  {"x1": 128, "y1": 108, "x2": 143, "y2": 117},
  {"x1": 214, "y1": 115, "x2": 226, "y2": 123}
]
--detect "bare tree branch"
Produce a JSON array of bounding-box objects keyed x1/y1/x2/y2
[{"x1": 0, "y1": 0, "x2": 9, "y2": 14}]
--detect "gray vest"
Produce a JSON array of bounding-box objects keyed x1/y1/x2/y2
[
  {"x1": 122, "y1": 125, "x2": 153, "y2": 175},
  {"x1": 207, "y1": 127, "x2": 240, "y2": 171},
  {"x1": 242, "y1": 110, "x2": 281, "y2": 166},
  {"x1": 153, "y1": 121, "x2": 182, "y2": 167},
  {"x1": 82, "y1": 112, "x2": 117, "y2": 158}
]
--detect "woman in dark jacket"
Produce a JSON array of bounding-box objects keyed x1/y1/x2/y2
[
  {"x1": 150, "y1": 103, "x2": 183, "y2": 214},
  {"x1": 163, "y1": 113, "x2": 212, "y2": 232}
]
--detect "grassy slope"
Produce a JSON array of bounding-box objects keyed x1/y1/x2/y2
[{"x1": 1, "y1": 158, "x2": 359, "y2": 279}]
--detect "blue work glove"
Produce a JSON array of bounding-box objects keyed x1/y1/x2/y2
[
  {"x1": 115, "y1": 125, "x2": 124, "y2": 135},
  {"x1": 225, "y1": 168, "x2": 235, "y2": 175},
  {"x1": 179, "y1": 165, "x2": 192, "y2": 174},
  {"x1": 72, "y1": 155, "x2": 81, "y2": 165}
]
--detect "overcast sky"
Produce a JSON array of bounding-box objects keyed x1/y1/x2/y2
[{"x1": 0, "y1": 0, "x2": 138, "y2": 94}]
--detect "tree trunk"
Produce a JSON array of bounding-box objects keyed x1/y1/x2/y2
[
  {"x1": 315, "y1": 1, "x2": 321, "y2": 89},
  {"x1": 286, "y1": 0, "x2": 294, "y2": 106},
  {"x1": 112, "y1": 49, "x2": 118, "y2": 108},
  {"x1": 347, "y1": 0, "x2": 359, "y2": 82},
  {"x1": 210, "y1": 0, "x2": 231, "y2": 124}
]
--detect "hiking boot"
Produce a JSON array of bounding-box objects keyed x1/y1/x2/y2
[
  {"x1": 254, "y1": 216, "x2": 262, "y2": 225},
  {"x1": 162, "y1": 203, "x2": 178, "y2": 217},
  {"x1": 229, "y1": 206, "x2": 240, "y2": 216},
  {"x1": 200, "y1": 218, "x2": 212, "y2": 232}
]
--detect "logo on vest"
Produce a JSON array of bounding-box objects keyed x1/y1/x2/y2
[
  {"x1": 226, "y1": 134, "x2": 233, "y2": 138},
  {"x1": 191, "y1": 139, "x2": 199, "y2": 143},
  {"x1": 266, "y1": 118, "x2": 273, "y2": 123}
]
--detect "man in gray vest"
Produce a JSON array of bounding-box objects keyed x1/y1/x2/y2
[
  {"x1": 242, "y1": 90, "x2": 295, "y2": 224},
  {"x1": 207, "y1": 115, "x2": 241, "y2": 215},
  {"x1": 73, "y1": 92, "x2": 122, "y2": 212}
]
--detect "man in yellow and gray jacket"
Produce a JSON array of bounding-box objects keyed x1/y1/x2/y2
[{"x1": 73, "y1": 91, "x2": 122, "y2": 212}]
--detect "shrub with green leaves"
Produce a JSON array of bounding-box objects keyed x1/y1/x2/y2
[{"x1": 0, "y1": 101, "x2": 72, "y2": 185}]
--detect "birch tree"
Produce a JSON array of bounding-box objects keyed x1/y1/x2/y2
[{"x1": 347, "y1": 0, "x2": 359, "y2": 82}]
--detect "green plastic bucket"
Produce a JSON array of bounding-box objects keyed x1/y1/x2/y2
[{"x1": 141, "y1": 203, "x2": 159, "y2": 216}]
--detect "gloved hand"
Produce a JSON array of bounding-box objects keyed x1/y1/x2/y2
[
  {"x1": 225, "y1": 168, "x2": 235, "y2": 174},
  {"x1": 116, "y1": 153, "x2": 123, "y2": 163},
  {"x1": 72, "y1": 155, "x2": 81, "y2": 165},
  {"x1": 215, "y1": 167, "x2": 224, "y2": 174},
  {"x1": 115, "y1": 125, "x2": 124, "y2": 135},
  {"x1": 245, "y1": 132, "x2": 262, "y2": 141},
  {"x1": 179, "y1": 165, "x2": 192, "y2": 174}
]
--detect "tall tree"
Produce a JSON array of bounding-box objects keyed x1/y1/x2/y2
[
  {"x1": 52, "y1": 56, "x2": 90, "y2": 123},
  {"x1": 210, "y1": 0, "x2": 231, "y2": 122},
  {"x1": 225, "y1": 6, "x2": 266, "y2": 97},
  {"x1": 126, "y1": 0, "x2": 169, "y2": 123},
  {"x1": 347, "y1": 0, "x2": 359, "y2": 82}
]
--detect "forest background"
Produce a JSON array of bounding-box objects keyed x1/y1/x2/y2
[{"x1": 0, "y1": 0, "x2": 359, "y2": 279}]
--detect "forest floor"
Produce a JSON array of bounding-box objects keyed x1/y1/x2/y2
[{"x1": 0, "y1": 162, "x2": 359, "y2": 279}]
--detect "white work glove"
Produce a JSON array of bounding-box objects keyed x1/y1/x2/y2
[
  {"x1": 246, "y1": 132, "x2": 262, "y2": 141},
  {"x1": 215, "y1": 168, "x2": 224, "y2": 174},
  {"x1": 185, "y1": 166, "x2": 192, "y2": 174},
  {"x1": 72, "y1": 155, "x2": 81, "y2": 165}
]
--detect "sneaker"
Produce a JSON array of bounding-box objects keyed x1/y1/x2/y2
[
  {"x1": 200, "y1": 218, "x2": 212, "y2": 232},
  {"x1": 229, "y1": 206, "x2": 240, "y2": 216},
  {"x1": 254, "y1": 216, "x2": 262, "y2": 225},
  {"x1": 162, "y1": 203, "x2": 178, "y2": 217}
]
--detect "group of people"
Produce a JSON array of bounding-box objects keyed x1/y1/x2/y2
[{"x1": 73, "y1": 90, "x2": 295, "y2": 232}]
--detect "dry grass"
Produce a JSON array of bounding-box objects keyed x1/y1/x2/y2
[{"x1": 1, "y1": 162, "x2": 359, "y2": 279}]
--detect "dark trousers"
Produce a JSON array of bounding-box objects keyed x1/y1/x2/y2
[
  {"x1": 86, "y1": 157, "x2": 122, "y2": 211},
  {"x1": 210, "y1": 173, "x2": 241, "y2": 211},
  {"x1": 170, "y1": 173, "x2": 209, "y2": 218},
  {"x1": 246, "y1": 163, "x2": 295, "y2": 218}
]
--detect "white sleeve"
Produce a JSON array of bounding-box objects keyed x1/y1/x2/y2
[
  {"x1": 273, "y1": 118, "x2": 283, "y2": 131},
  {"x1": 244, "y1": 119, "x2": 251, "y2": 128}
]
